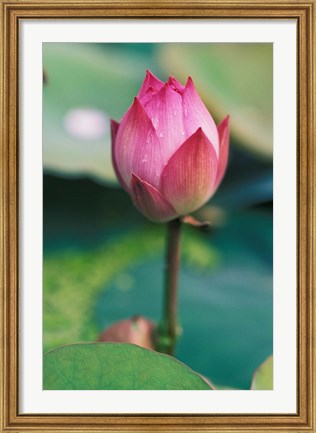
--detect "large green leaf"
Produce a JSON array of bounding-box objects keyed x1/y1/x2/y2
[
  {"x1": 251, "y1": 355, "x2": 273, "y2": 390},
  {"x1": 43, "y1": 43, "x2": 160, "y2": 184},
  {"x1": 44, "y1": 343, "x2": 212, "y2": 390},
  {"x1": 158, "y1": 43, "x2": 273, "y2": 159},
  {"x1": 92, "y1": 207, "x2": 272, "y2": 390}
]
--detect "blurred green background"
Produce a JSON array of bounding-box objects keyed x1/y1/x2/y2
[{"x1": 43, "y1": 43, "x2": 273, "y2": 390}]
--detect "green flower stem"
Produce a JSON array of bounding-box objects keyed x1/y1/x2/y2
[{"x1": 158, "y1": 218, "x2": 182, "y2": 356}]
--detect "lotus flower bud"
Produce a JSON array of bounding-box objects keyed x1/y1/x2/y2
[
  {"x1": 98, "y1": 316, "x2": 156, "y2": 350},
  {"x1": 111, "y1": 70, "x2": 230, "y2": 222}
]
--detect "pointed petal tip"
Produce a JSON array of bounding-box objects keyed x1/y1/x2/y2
[
  {"x1": 132, "y1": 96, "x2": 145, "y2": 111},
  {"x1": 123, "y1": 97, "x2": 146, "y2": 121},
  {"x1": 215, "y1": 115, "x2": 230, "y2": 190},
  {"x1": 137, "y1": 70, "x2": 164, "y2": 101},
  {"x1": 161, "y1": 128, "x2": 218, "y2": 216},
  {"x1": 185, "y1": 76, "x2": 194, "y2": 88},
  {"x1": 130, "y1": 173, "x2": 177, "y2": 223},
  {"x1": 110, "y1": 118, "x2": 119, "y2": 128},
  {"x1": 182, "y1": 77, "x2": 219, "y2": 155},
  {"x1": 219, "y1": 115, "x2": 230, "y2": 127},
  {"x1": 218, "y1": 115, "x2": 230, "y2": 138},
  {"x1": 184, "y1": 76, "x2": 200, "y2": 97},
  {"x1": 167, "y1": 76, "x2": 185, "y2": 92},
  {"x1": 145, "y1": 68, "x2": 154, "y2": 77},
  {"x1": 149, "y1": 81, "x2": 171, "y2": 101},
  {"x1": 144, "y1": 69, "x2": 164, "y2": 86},
  {"x1": 192, "y1": 128, "x2": 218, "y2": 156},
  {"x1": 195, "y1": 127, "x2": 209, "y2": 140},
  {"x1": 131, "y1": 172, "x2": 140, "y2": 184},
  {"x1": 145, "y1": 69, "x2": 155, "y2": 81}
]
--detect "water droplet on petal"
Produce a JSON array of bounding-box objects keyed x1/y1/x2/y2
[
  {"x1": 146, "y1": 133, "x2": 151, "y2": 144},
  {"x1": 151, "y1": 117, "x2": 159, "y2": 128},
  {"x1": 173, "y1": 110, "x2": 177, "y2": 116},
  {"x1": 159, "y1": 132, "x2": 164, "y2": 138}
]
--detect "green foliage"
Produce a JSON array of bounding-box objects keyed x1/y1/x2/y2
[
  {"x1": 251, "y1": 355, "x2": 273, "y2": 390},
  {"x1": 44, "y1": 343, "x2": 212, "y2": 390},
  {"x1": 44, "y1": 220, "x2": 218, "y2": 352},
  {"x1": 43, "y1": 43, "x2": 160, "y2": 184},
  {"x1": 44, "y1": 227, "x2": 163, "y2": 350},
  {"x1": 159, "y1": 43, "x2": 273, "y2": 158}
]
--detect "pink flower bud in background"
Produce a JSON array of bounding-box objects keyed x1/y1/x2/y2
[{"x1": 111, "y1": 70, "x2": 230, "y2": 222}]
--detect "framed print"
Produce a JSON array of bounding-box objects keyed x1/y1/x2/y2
[{"x1": 0, "y1": 0, "x2": 315, "y2": 431}]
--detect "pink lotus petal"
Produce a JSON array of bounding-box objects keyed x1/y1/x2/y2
[
  {"x1": 214, "y1": 116, "x2": 230, "y2": 190},
  {"x1": 114, "y1": 98, "x2": 164, "y2": 189},
  {"x1": 143, "y1": 83, "x2": 185, "y2": 163},
  {"x1": 161, "y1": 128, "x2": 218, "y2": 215},
  {"x1": 111, "y1": 119, "x2": 129, "y2": 192},
  {"x1": 98, "y1": 316, "x2": 155, "y2": 350},
  {"x1": 167, "y1": 76, "x2": 185, "y2": 93},
  {"x1": 130, "y1": 173, "x2": 177, "y2": 222},
  {"x1": 182, "y1": 77, "x2": 219, "y2": 155},
  {"x1": 137, "y1": 69, "x2": 164, "y2": 102},
  {"x1": 138, "y1": 86, "x2": 156, "y2": 106}
]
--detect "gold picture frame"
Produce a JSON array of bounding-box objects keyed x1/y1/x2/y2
[{"x1": 0, "y1": 0, "x2": 315, "y2": 431}]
